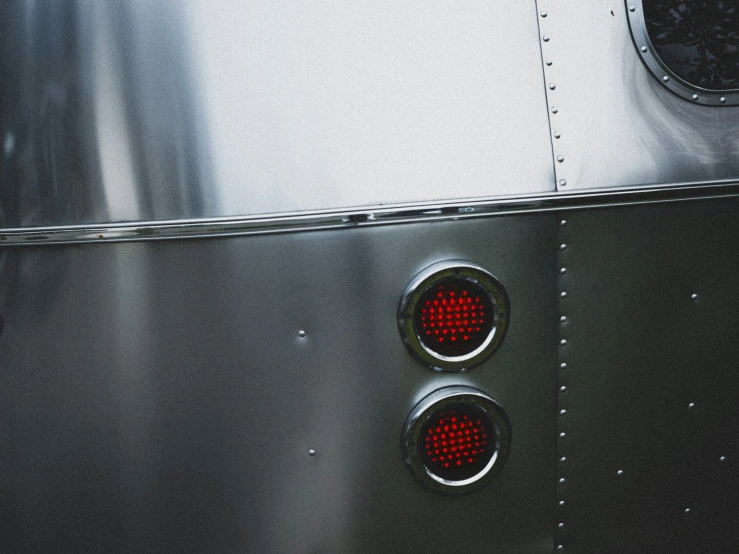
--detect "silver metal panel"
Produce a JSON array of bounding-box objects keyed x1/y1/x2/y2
[
  {"x1": 0, "y1": 215, "x2": 558, "y2": 552},
  {"x1": 538, "y1": 2, "x2": 739, "y2": 190},
  {"x1": 555, "y1": 199, "x2": 739, "y2": 552},
  {"x1": 0, "y1": 0, "x2": 554, "y2": 229}
]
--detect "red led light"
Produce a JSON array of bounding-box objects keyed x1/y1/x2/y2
[
  {"x1": 415, "y1": 278, "x2": 495, "y2": 357},
  {"x1": 418, "y1": 403, "x2": 495, "y2": 481}
]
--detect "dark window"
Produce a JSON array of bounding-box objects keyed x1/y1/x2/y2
[{"x1": 644, "y1": 1, "x2": 739, "y2": 90}]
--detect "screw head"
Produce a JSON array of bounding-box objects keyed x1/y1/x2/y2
[
  {"x1": 691, "y1": 293, "x2": 698, "y2": 300},
  {"x1": 298, "y1": 330, "x2": 307, "y2": 337},
  {"x1": 560, "y1": 362, "x2": 567, "y2": 369},
  {"x1": 541, "y1": 10, "x2": 548, "y2": 17},
  {"x1": 560, "y1": 243, "x2": 567, "y2": 250},
  {"x1": 560, "y1": 409, "x2": 567, "y2": 415},
  {"x1": 309, "y1": 449, "x2": 316, "y2": 456},
  {"x1": 559, "y1": 500, "x2": 565, "y2": 506},
  {"x1": 685, "y1": 508, "x2": 691, "y2": 514},
  {"x1": 629, "y1": 5, "x2": 636, "y2": 12},
  {"x1": 692, "y1": 94, "x2": 699, "y2": 101},
  {"x1": 558, "y1": 522, "x2": 565, "y2": 528},
  {"x1": 560, "y1": 455, "x2": 567, "y2": 462},
  {"x1": 549, "y1": 82, "x2": 556, "y2": 90},
  {"x1": 721, "y1": 97, "x2": 727, "y2": 103},
  {"x1": 554, "y1": 131, "x2": 561, "y2": 139},
  {"x1": 559, "y1": 477, "x2": 566, "y2": 484},
  {"x1": 560, "y1": 385, "x2": 567, "y2": 392},
  {"x1": 720, "y1": 456, "x2": 727, "y2": 462},
  {"x1": 560, "y1": 432, "x2": 566, "y2": 439},
  {"x1": 560, "y1": 268, "x2": 567, "y2": 275},
  {"x1": 559, "y1": 179, "x2": 567, "y2": 186},
  {"x1": 560, "y1": 291, "x2": 568, "y2": 298},
  {"x1": 552, "y1": 106, "x2": 559, "y2": 113},
  {"x1": 546, "y1": 60, "x2": 553, "y2": 66},
  {"x1": 543, "y1": 35, "x2": 550, "y2": 42},
  {"x1": 688, "y1": 403, "x2": 696, "y2": 410},
  {"x1": 617, "y1": 470, "x2": 624, "y2": 476},
  {"x1": 557, "y1": 546, "x2": 564, "y2": 552},
  {"x1": 557, "y1": 155, "x2": 565, "y2": 162},
  {"x1": 560, "y1": 219, "x2": 566, "y2": 226},
  {"x1": 560, "y1": 315, "x2": 567, "y2": 322},
  {"x1": 663, "y1": 75, "x2": 670, "y2": 82},
  {"x1": 641, "y1": 45, "x2": 648, "y2": 53}
]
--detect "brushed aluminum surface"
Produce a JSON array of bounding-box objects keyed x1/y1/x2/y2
[
  {"x1": 0, "y1": 0, "x2": 554, "y2": 229},
  {"x1": 538, "y1": 1, "x2": 739, "y2": 190},
  {"x1": 556, "y1": 199, "x2": 739, "y2": 552},
  {"x1": 0, "y1": 215, "x2": 558, "y2": 552}
]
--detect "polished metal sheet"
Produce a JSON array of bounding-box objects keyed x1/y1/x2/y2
[
  {"x1": 0, "y1": 0, "x2": 554, "y2": 229},
  {"x1": 0, "y1": 215, "x2": 558, "y2": 552},
  {"x1": 556, "y1": 199, "x2": 739, "y2": 552},
  {"x1": 538, "y1": 2, "x2": 739, "y2": 190}
]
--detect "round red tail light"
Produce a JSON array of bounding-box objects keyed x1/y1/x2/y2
[
  {"x1": 398, "y1": 261, "x2": 509, "y2": 371},
  {"x1": 402, "y1": 386, "x2": 511, "y2": 494}
]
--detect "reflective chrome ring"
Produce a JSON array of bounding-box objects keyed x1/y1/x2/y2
[
  {"x1": 402, "y1": 386, "x2": 512, "y2": 495},
  {"x1": 398, "y1": 260, "x2": 509, "y2": 371}
]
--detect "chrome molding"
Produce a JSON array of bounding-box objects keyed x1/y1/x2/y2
[
  {"x1": 401, "y1": 386, "x2": 512, "y2": 495},
  {"x1": 397, "y1": 261, "x2": 509, "y2": 372},
  {"x1": 626, "y1": 1, "x2": 739, "y2": 106},
  {"x1": 1, "y1": 181, "x2": 739, "y2": 246}
]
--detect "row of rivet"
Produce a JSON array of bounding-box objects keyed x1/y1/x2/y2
[
  {"x1": 557, "y1": 215, "x2": 568, "y2": 552},
  {"x1": 538, "y1": 5, "x2": 567, "y2": 190}
]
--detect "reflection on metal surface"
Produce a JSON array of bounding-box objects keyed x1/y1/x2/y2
[
  {"x1": 0, "y1": 0, "x2": 554, "y2": 228},
  {"x1": 1, "y1": 181, "x2": 738, "y2": 245},
  {"x1": 0, "y1": 216, "x2": 558, "y2": 552},
  {"x1": 401, "y1": 386, "x2": 512, "y2": 495},
  {"x1": 537, "y1": 0, "x2": 739, "y2": 190},
  {"x1": 628, "y1": 1, "x2": 739, "y2": 105},
  {"x1": 398, "y1": 261, "x2": 509, "y2": 372}
]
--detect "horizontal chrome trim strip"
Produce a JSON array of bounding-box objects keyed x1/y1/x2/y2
[{"x1": 2, "y1": 181, "x2": 739, "y2": 246}]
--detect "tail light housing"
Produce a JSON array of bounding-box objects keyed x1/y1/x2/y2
[
  {"x1": 402, "y1": 386, "x2": 511, "y2": 494},
  {"x1": 398, "y1": 260, "x2": 509, "y2": 371}
]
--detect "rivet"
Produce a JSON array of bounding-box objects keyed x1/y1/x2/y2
[
  {"x1": 559, "y1": 478, "x2": 566, "y2": 484},
  {"x1": 720, "y1": 456, "x2": 727, "y2": 462},
  {"x1": 559, "y1": 500, "x2": 565, "y2": 506},
  {"x1": 561, "y1": 292, "x2": 568, "y2": 298},
  {"x1": 560, "y1": 339, "x2": 568, "y2": 346},
  {"x1": 558, "y1": 522, "x2": 565, "y2": 528},
  {"x1": 641, "y1": 46, "x2": 648, "y2": 53},
  {"x1": 617, "y1": 470, "x2": 624, "y2": 476},
  {"x1": 552, "y1": 106, "x2": 558, "y2": 113},
  {"x1": 559, "y1": 179, "x2": 567, "y2": 186},
  {"x1": 560, "y1": 385, "x2": 567, "y2": 392},
  {"x1": 541, "y1": 11, "x2": 548, "y2": 17},
  {"x1": 557, "y1": 155, "x2": 565, "y2": 162},
  {"x1": 543, "y1": 35, "x2": 550, "y2": 42},
  {"x1": 560, "y1": 362, "x2": 568, "y2": 369},
  {"x1": 554, "y1": 131, "x2": 561, "y2": 139},
  {"x1": 560, "y1": 315, "x2": 567, "y2": 322},
  {"x1": 692, "y1": 94, "x2": 699, "y2": 101},
  {"x1": 298, "y1": 330, "x2": 306, "y2": 337},
  {"x1": 557, "y1": 546, "x2": 564, "y2": 552},
  {"x1": 560, "y1": 219, "x2": 567, "y2": 226},
  {"x1": 691, "y1": 293, "x2": 698, "y2": 300},
  {"x1": 663, "y1": 75, "x2": 670, "y2": 82},
  {"x1": 308, "y1": 449, "x2": 316, "y2": 456},
  {"x1": 560, "y1": 243, "x2": 567, "y2": 250},
  {"x1": 549, "y1": 82, "x2": 556, "y2": 90},
  {"x1": 685, "y1": 508, "x2": 691, "y2": 514},
  {"x1": 560, "y1": 455, "x2": 567, "y2": 462},
  {"x1": 721, "y1": 97, "x2": 727, "y2": 103},
  {"x1": 629, "y1": 5, "x2": 636, "y2": 12},
  {"x1": 546, "y1": 60, "x2": 553, "y2": 66},
  {"x1": 560, "y1": 268, "x2": 567, "y2": 275},
  {"x1": 559, "y1": 432, "x2": 566, "y2": 439},
  {"x1": 688, "y1": 402, "x2": 695, "y2": 410},
  {"x1": 560, "y1": 409, "x2": 567, "y2": 415}
]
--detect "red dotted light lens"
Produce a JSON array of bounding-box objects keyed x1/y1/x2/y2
[
  {"x1": 414, "y1": 278, "x2": 495, "y2": 357},
  {"x1": 419, "y1": 403, "x2": 495, "y2": 481}
]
